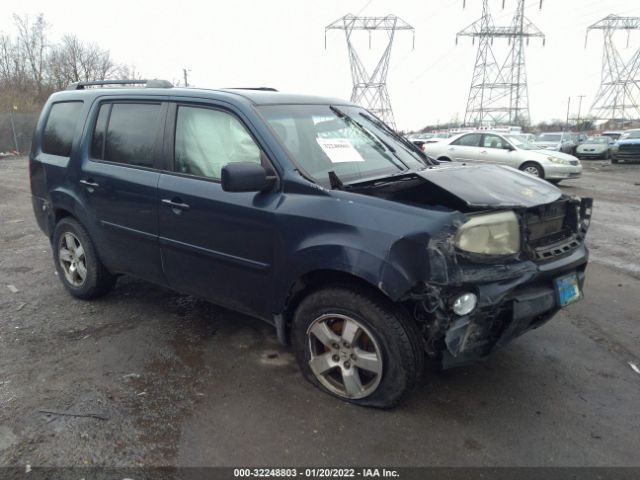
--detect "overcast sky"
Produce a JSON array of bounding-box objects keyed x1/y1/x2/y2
[{"x1": 2, "y1": 0, "x2": 638, "y2": 130}]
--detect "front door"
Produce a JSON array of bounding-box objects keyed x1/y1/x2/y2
[
  {"x1": 158, "y1": 103, "x2": 278, "y2": 318},
  {"x1": 479, "y1": 133, "x2": 515, "y2": 167}
]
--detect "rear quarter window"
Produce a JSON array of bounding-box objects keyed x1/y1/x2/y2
[{"x1": 42, "y1": 101, "x2": 84, "y2": 156}]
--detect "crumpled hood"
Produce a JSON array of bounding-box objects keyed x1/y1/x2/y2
[{"x1": 416, "y1": 163, "x2": 562, "y2": 209}]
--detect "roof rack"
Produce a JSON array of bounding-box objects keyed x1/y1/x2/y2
[
  {"x1": 225, "y1": 87, "x2": 279, "y2": 92},
  {"x1": 66, "y1": 79, "x2": 173, "y2": 90}
]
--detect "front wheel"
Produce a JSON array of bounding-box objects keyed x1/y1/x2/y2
[
  {"x1": 292, "y1": 287, "x2": 423, "y2": 408},
  {"x1": 520, "y1": 161, "x2": 545, "y2": 179}
]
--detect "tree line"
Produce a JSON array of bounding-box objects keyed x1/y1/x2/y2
[{"x1": 0, "y1": 13, "x2": 136, "y2": 113}]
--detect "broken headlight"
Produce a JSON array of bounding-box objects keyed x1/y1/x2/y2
[{"x1": 454, "y1": 211, "x2": 520, "y2": 255}]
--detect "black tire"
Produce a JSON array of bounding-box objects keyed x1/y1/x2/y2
[
  {"x1": 437, "y1": 156, "x2": 452, "y2": 162},
  {"x1": 292, "y1": 286, "x2": 423, "y2": 408},
  {"x1": 52, "y1": 217, "x2": 116, "y2": 299},
  {"x1": 520, "y1": 161, "x2": 545, "y2": 179},
  {"x1": 548, "y1": 179, "x2": 561, "y2": 185},
  {"x1": 612, "y1": 157, "x2": 618, "y2": 164}
]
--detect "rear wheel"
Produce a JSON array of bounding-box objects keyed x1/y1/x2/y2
[
  {"x1": 292, "y1": 287, "x2": 423, "y2": 408},
  {"x1": 520, "y1": 161, "x2": 544, "y2": 179},
  {"x1": 437, "y1": 156, "x2": 452, "y2": 162},
  {"x1": 52, "y1": 217, "x2": 116, "y2": 299}
]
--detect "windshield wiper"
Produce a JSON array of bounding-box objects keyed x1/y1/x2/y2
[
  {"x1": 358, "y1": 112, "x2": 433, "y2": 165},
  {"x1": 329, "y1": 105, "x2": 408, "y2": 171}
]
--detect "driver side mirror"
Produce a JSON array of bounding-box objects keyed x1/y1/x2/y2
[{"x1": 221, "y1": 162, "x2": 275, "y2": 192}]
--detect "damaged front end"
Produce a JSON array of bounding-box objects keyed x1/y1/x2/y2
[
  {"x1": 351, "y1": 164, "x2": 593, "y2": 368},
  {"x1": 417, "y1": 196, "x2": 592, "y2": 368}
]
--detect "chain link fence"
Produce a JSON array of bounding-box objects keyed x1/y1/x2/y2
[{"x1": 0, "y1": 111, "x2": 39, "y2": 155}]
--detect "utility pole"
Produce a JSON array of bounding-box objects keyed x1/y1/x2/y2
[
  {"x1": 457, "y1": 0, "x2": 545, "y2": 128},
  {"x1": 325, "y1": 14, "x2": 415, "y2": 128},
  {"x1": 182, "y1": 68, "x2": 190, "y2": 87},
  {"x1": 8, "y1": 106, "x2": 19, "y2": 153},
  {"x1": 576, "y1": 94, "x2": 586, "y2": 130},
  {"x1": 565, "y1": 96, "x2": 571, "y2": 131},
  {"x1": 586, "y1": 15, "x2": 640, "y2": 123}
]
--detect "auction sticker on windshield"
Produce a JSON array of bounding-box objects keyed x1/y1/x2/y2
[{"x1": 316, "y1": 138, "x2": 365, "y2": 163}]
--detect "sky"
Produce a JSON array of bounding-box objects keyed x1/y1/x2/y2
[{"x1": 1, "y1": 0, "x2": 638, "y2": 131}]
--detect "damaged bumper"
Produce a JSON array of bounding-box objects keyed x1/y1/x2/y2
[{"x1": 440, "y1": 243, "x2": 588, "y2": 368}]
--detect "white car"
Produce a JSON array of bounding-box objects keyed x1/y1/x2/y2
[{"x1": 423, "y1": 131, "x2": 582, "y2": 183}]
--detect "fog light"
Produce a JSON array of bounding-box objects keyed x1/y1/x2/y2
[{"x1": 452, "y1": 293, "x2": 477, "y2": 316}]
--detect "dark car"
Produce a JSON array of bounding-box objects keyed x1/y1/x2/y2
[
  {"x1": 30, "y1": 79, "x2": 592, "y2": 407},
  {"x1": 610, "y1": 129, "x2": 640, "y2": 164},
  {"x1": 534, "y1": 132, "x2": 577, "y2": 154}
]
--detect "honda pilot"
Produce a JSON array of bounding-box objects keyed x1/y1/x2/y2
[{"x1": 30, "y1": 80, "x2": 592, "y2": 407}]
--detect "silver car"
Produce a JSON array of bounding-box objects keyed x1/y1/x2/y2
[{"x1": 423, "y1": 131, "x2": 582, "y2": 183}]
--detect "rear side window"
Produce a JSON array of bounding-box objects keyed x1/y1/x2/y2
[
  {"x1": 451, "y1": 133, "x2": 481, "y2": 147},
  {"x1": 91, "y1": 103, "x2": 162, "y2": 168},
  {"x1": 42, "y1": 101, "x2": 83, "y2": 156}
]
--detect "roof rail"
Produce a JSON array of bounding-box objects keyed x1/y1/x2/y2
[
  {"x1": 225, "y1": 87, "x2": 279, "y2": 92},
  {"x1": 66, "y1": 79, "x2": 173, "y2": 90}
]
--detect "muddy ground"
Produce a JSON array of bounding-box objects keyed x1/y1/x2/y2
[{"x1": 0, "y1": 157, "x2": 639, "y2": 467}]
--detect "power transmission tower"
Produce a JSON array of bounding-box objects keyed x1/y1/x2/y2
[
  {"x1": 457, "y1": 0, "x2": 545, "y2": 127},
  {"x1": 325, "y1": 14, "x2": 415, "y2": 128},
  {"x1": 586, "y1": 15, "x2": 640, "y2": 123}
]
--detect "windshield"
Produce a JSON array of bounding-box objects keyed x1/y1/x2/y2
[
  {"x1": 505, "y1": 135, "x2": 537, "y2": 150},
  {"x1": 585, "y1": 137, "x2": 610, "y2": 144},
  {"x1": 620, "y1": 130, "x2": 640, "y2": 140},
  {"x1": 537, "y1": 134, "x2": 562, "y2": 142},
  {"x1": 258, "y1": 104, "x2": 427, "y2": 186}
]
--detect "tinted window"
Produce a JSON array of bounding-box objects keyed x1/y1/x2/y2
[
  {"x1": 100, "y1": 103, "x2": 162, "y2": 168},
  {"x1": 42, "y1": 101, "x2": 83, "y2": 156},
  {"x1": 451, "y1": 133, "x2": 481, "y2": 147},
  {"x1": 175, "y1": 106, "x2": 262, "y2": 180},
  {"x1": 91, "y1": 104, "x2": 110, "y2": 159},
  {"x1": 482, "y1": 134, "x2": 507, "y2": 149}
]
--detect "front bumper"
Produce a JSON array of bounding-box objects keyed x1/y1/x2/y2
[
  {"x1": 543, "y1": 162, "x2": 582, "y2": 180},
  {"x1": 577, "y1": 149, "x2": 607, "y2": 159},
  {"x1": 437, "y1": 243, "x2": 589, "y2": 368}
]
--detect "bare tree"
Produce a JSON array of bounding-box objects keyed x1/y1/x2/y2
[
  {"x1": 13, "y1": 13, "x2": 48, "y2": 97},
  {"x1": 48, "y1": 34, "x2": 115, "y2": 88}
]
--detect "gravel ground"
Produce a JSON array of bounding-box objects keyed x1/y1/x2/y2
[{"x1": 0, "y1": 157, "x2": 639, "y2": 467}]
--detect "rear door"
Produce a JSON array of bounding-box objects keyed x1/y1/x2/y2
[
  {"x1": 445, "y1": 133, "x2": 482, "y2": 162},
  {"x1": 79, "y1": 99, "x2": 167, "y2": 284},
  {"x1": 157, "y1": 101, "x2": 279, "y2": 318}
]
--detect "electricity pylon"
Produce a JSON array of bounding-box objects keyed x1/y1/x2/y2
[
  {"x1": 457, "y1": 0, "x2": 545, "y2": 127},
  {"x1": 325, "y1": 14, "x2": 415, "y2": 128},
  {"x1": 586, "y1": 15, "x2": 640, "y2": 122}
]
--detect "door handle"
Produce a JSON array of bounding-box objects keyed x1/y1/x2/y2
[
  {"x1": 161, "y1": 198, "x2": 190, "y2": 211},
  {"x1": 80, "y1": 179, "x2": 100, "y2": 188},
  {"x1": 480, "y1": 150, "x2": 488, "y2": 154}
]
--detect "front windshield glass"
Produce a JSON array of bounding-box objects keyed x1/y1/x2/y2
[
  {"x1": 537, "y1": 134, "x2": 562, "y2": 142},
  {"x1": 505, "y1": 135, "x2": 537, "y2": 150},
  {"x1": 620, "y1": 130, "x2": 640, "y2": 140},
  {"x1": 258, "y1": 104, "x2": 426, "y2": 186},
  {"x1": 585, "y1": 137, "x2": 609, "y2": 144}
]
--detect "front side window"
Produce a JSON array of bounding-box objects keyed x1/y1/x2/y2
[
  {"x1": 451, "y1": 133, "x2": 481, "y2": 147},
  {"x1": 258, "y1": 104, "x2": 425, "y2": 186},
  {"x1": 174, "y1": 106, "x2": 262, "y2": 180},
  {"x1": 482, "y1": 134, "x2": 507, "y2": 149},
  {"x1": 42, "y1": 101, "x2": 83, "y2": 156},
  {"x1": 91, "y1": 103, "x2": 162, "y2": 168}
]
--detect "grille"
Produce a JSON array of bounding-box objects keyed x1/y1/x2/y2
[{"x1": 524, "y1": 200, "x2": 579, "y2": 261}]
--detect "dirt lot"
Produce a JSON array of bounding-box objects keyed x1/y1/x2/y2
[{"x1": 0, "y1": 157, "x2": 639, "y2": 467}]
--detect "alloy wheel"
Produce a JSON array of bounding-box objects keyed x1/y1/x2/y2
[
  {"x1": 58, "y1": 232, "x2": 87, "y2": 287},
  {"x1": 306, "y1": 313, "x2": 383, "y2": 399}
]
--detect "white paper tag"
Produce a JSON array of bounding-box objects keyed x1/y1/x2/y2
[{"x1": 316, "y1": 138, "x2": 365, "y2": 163}]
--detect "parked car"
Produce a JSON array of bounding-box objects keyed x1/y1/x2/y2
[
  {"x1": 576, "y1": 136, "x2": 614, "y2": 160},
  {"x1": 534, "y1": 132, "x2": 576, "y2": 154},
  {"x1": 30, "y1": 80, "x2": 592, "y2": 407},
  {"x1": 610, "y1": 129, "x2": 640, "y2": 164},
  {"x1": 423, "y1": 131, "x2": 582, "y2": 183},
  {"x1": 601, "y1": 131, "x2": 623, "y2": 141}
]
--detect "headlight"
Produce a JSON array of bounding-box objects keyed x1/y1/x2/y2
[
  {"x1": 547, "y1": 156, "x2": 570, "y2": 164},
  {"x1": 454, "y1": 211, "x2": 520, "y2": 255}
]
